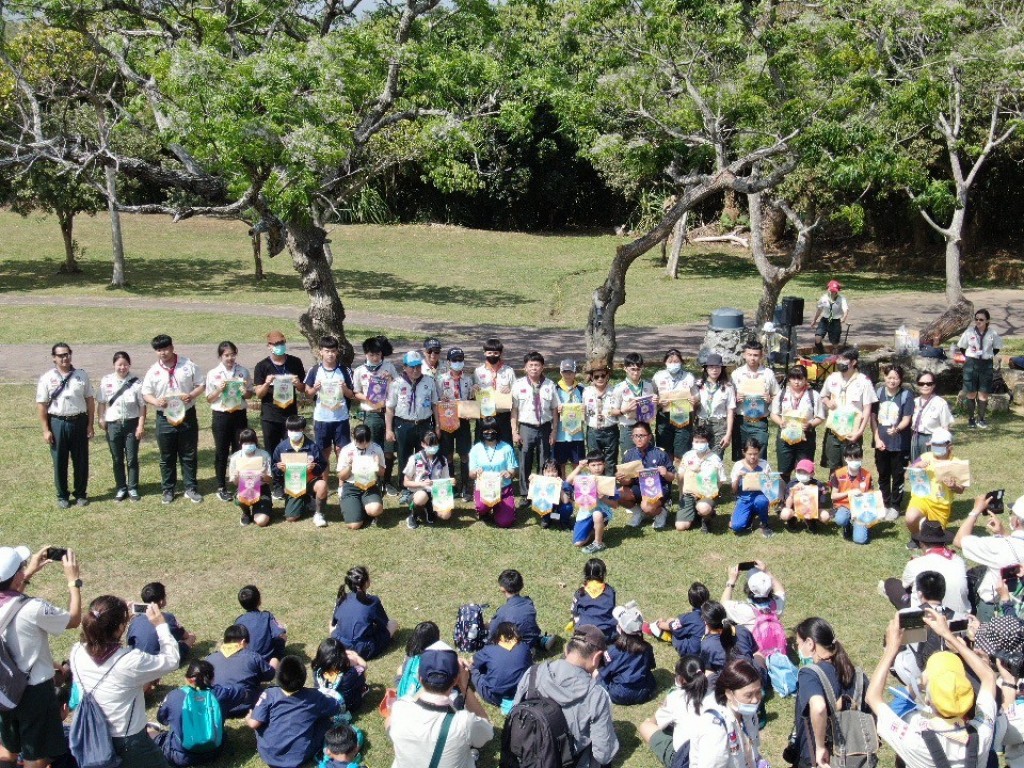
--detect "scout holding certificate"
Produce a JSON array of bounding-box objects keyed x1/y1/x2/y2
[
  {"x1": 828, "y1": 445, "x2": 874, "y2": 544},
  {"x1": 905, "y1": 428, "x2": 965, "y2": 534},
  {"x1": 780, "y1": 459, "x2": 827, "y2": 528},
  {"x1": 677, "y1": 426, "x2": 723, "y2": 532},
  {"x1": 229, "y1": 429, "x2": 273, "y2": 527},
  {"x1": 770, "y1": 367, "x2": 824, "y2": 482},
  {"x1": 729, "y1": 440, "x2": 775, "y2": 537}
]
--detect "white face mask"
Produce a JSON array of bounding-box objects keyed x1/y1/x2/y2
[
  {"x1": 425, "y1": 445, "x2": 439, "y2": 456},
  {"x1": 666, "y1": 363, "x2": 682, "y2": 375},
  {"x1": 450, "y1": 361, "x2": 465, "y2": 372},
  {"x1": 932, "y1": 445, "x2": 949, "y2": 457},
  {"x1": 846, "y1": 460, "x2": 862, "y2": 473},
  {"x1": 693, "y1": 442, "x2": 709, "y2": 454},
  {"x1": 242, "y1": 444, "x2": 257, "y2": 456},
  {"x1": 795, "y1": 472, "x2": 811, "y2": 484},
  {"x1": 287, "y1": 431, "x2": 304, "y2": 443}
]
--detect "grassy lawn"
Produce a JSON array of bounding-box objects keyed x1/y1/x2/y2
[
  {"x1": 0, "y1": 210, "x2": 951, "y2": 329},
  {"x1": 4, "y1": 374, "x2": 1019, "y2": 768}
]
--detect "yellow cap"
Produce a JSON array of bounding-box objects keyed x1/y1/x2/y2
[{"x1": 925, "y1": 651, "x2": 974, "y2": 718}]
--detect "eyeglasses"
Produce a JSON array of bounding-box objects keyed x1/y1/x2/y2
[
  {"x1": 54, "y1": 352, "x2": 72, "y2": 358},
  {"x1": 917, "y1": 381, "x2": 934, "y2": 386}
]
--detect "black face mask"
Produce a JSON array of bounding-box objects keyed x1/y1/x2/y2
[
  {"x1": 483, "y1": 432, "x2": 499, "y2": 441},
  {"x1": 837, "y1": 363, "x2": 850, "y2": 373},
  {"x1": 485, "y1": 355, "x2": 501, "y2": 363}
]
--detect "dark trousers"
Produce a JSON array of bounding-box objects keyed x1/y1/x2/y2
[
  {"x1": 262, "y1": 419, "x2": 288, "y2": 491},
  {"x1": 155, "y1": 408, "x2": 199, "y2": 493},
  {"x1": 775, "y1": 430, "x2": 816, "y2": 480},
  {"x1": 50, "y1": 414, "x2": 89, "y2": 501},
  {"x1": 519, "y1": 422, "x2": 552, "y2": 496},
  {"x1": 736, "y1": 419, "x2": 769, "y2": 460},
  {"x1": 822, "y1": 431, "x2": 861, "y2": 473},
  {"x1": 587, "y1": 425, "x2": 619, "y2": 477},
  {"x1": 440, "y1": 420, "x2": 472, "y2": 492},
  {"x1": 876, "y1": 449, "x2": 909, "y2": 509},
  {"x1": 212, "y1": 410, "x2": 249, "y2": 488},
  {"x1": 395, "y1": 418, "x2": 432, "y2": 479},
  {"x1": 105, "y1": 417, "x2": 140, "y2": 492}
]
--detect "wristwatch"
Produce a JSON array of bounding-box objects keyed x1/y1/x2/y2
[{"x1": 68, "y1": 579, "x2": 83, "y2": 589}]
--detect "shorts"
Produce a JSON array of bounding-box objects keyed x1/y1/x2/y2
[
  {"x1": 314, "y1": 419, "x2": 351, "y2": 454},
  {"x1": 359, "y1": 410, "x2": 395, "y2": 453},
  {"x1": 553, "y1": 441, "x2": 585, "y2": 466},
  {"x1": 908, "y1": 496, "x2": 952, "y2": 528},
  {"x1": 962, "y1": 358, "x2": 994, "y2": 394},
  {"x1": 0, "y1": 680, "x2": 68, "y2": 761},
  {"x1": 341, "y1": 483, "x2": 382, "y2": 523},
  {"x1": 572, "y1": 505, "x2": 613, "y2": 544},
  {"x1": 678, "y1": 493, "x2": 714, "y2": 523},
  {"x1": 648, "y1": 729, "x2": 676, "y2": 768},
  {"x1": 816, "y1": 318, "x2": 842, "y2": 344}
]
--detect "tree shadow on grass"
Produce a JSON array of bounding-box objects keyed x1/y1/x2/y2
[{"x1": 614, "y1": 718, "x2": 644, "y2": 764}]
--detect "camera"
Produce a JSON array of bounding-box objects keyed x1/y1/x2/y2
[
  {"x1": 987, "y1": 489, "x2": 1006, "y2": 514},
  {"x1": 131, "y1": 603, "x2": 148, "y2": 615},
  {"x1": 738, "y1": 561, "x2": 757, "y2": 572},
  {"x1": 44, "y1": 547, "x2": 68, "y2": 562}
]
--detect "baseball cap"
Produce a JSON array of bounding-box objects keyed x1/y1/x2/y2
[
  {"x1": 929, "y1": 428, "x2": 952, "y2": 446},
  {"x1": 924, "y1": 651, "x2": 974, "y2": 718},
  {"x1": 423, "y1": 338, "x2": 442, "y2": 352},
  {"x1": 828, "y1": 280, "x2": 842, "y2": 292},
  {"x1": 747, "y1": 571, "x2": 773, "y2": 599},
  {"x1": 572, "y1": 624, "x2": 608, "y2": 652},
  {"x1": 975, "y1": 616, "x2": 1024, "y2": 657},
  {"x1": 560, "y1": 359, "x2": 577, "y2": 373},
  {"x1": 403, "y1": 351, "x2": 424, "y2": 367},
  {"x1": 418, "y1": 641, "x2": 460, "y2": 689},
  {"x1": 266, "y1": 330, "x2": 286, "y2": 344},
  {"x1": 0, "y1": 546, "x2": 31, "y2": 581},
  {"x1": 1012, "y1": 495, "x2": 1024, "y2": 520},
  {"x1": 795, "y1": 459, "x2": 815, "y2": 474},
  {"x1": 447, "y1": 347, "x2": 465, "y2": 363},
  {"x1": 612, "y1": 602, "x2": 644, "y2": 636}
]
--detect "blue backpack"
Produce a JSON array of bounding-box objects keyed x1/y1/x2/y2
[
  {"x1": 180, "y1": 687, "x2": 223, "y2": 753},
  {"x1": 767, "y1": 653, "x2": 799, "y2": 697},
  {"x1": 70, "y1": 650, "x2": 130, "y2": 768}
]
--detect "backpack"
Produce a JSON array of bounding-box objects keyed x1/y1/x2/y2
[
  {"x1": 668, "y1": 709, "x2": 727, "y2": 768},
  {"x1": 500, "y1": 664, "x2": 578, "y2": 768},
  {"x1": 0, "y1": 597, "x2": 31, "y2": 711},
  {"x1": 767, "y1": 653, "x2": 799, "y2": 698},
  {"x1": 179, "y1": 687, "x2": 224, "y2": 753},
  {"x1": 921, "y1": 723, "x2": 978, "y2": 768},
  {"x1": 454, "y1": 603, "x2": 488, "y2": 653},
  {"x1": 805, "y1": 665, "x2": 878, "y2": 768},
  {"x1": 69, "y1": 649, "x2": 133, "y2": 768},
  {"x1": 751, "y1": 602, "x2": 788, "y2": 658}
]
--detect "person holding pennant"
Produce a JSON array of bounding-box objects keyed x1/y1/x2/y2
[
  {"x1": 582, "y1": 360, "x2": 619, "y2": 477},
  {"x1": 819, "y1": 346, "x2": 876, "y2": 472},
  {"x1": 610, "y1": 352, "x2": 657, "y2": 458},
  {"x1": 905, "y1": 427, "x2": 967, "y2": 549},
  {"x1": 437, "y1": 347, "x2": 475, "y2": 502},
  {"x1": 510, "y1": 351, "x2": 559, "y2": 505},
  {"x1": 566, "y1": 451, "x2": 620, "y2": 553},
  {"x1": 729, "y1": 341, "x2": 779, "y2": 460},
  {"x1": 228, "y1": 428, "x2": 274, "y2": 527},
  {"x1": 652, "y1": 348, "x2": 697, "y2": 464},
  {"x1": 770, "y1": 365, "x2": 824, "y2": 482},
  {"x1": 729, "y1": 438, "x2": 775, "y2": 537},
  {"x1": 618, "y1": 421, "x2": 675, "y2": 530},
  {"x1": 141, "y1": 334, "x2": 205, "y2": 505},
  {"x1": 253, "y1": 330, "x2": 307, "y2": 500},
  {"x1": 553, "y1": 359, "x2": 586, "y2": 474},
  {"x1": 780, "y1": 459, "x2": 829, "y2": 529},
  {"x1": 828, "y1": 443, "x2": 875, "y2": 544},
  {"x1": 402, "y1": 432, "x2": 452, "y2": 529},
  {"x1": 676, "y1": 425, "x2": 724, "y2": 533},
  {"x1": 304, "y1": 335, "x2": 356, "y2": 472},
  {"x1": 205, "y1": 341, "x2": 254, "y2": 502},
  {"x1": 385, "y1": 351, "x2": 439, "y2": 506},
  {"x1": 872, "y1": 365, "x2": 914, "y2": 522},
  {"x1": 468, "y1": 417, "x2": 519, "y2": 528},
  {"x1": 527, "y1": 462, "x2": 566, "y2": 527},
  {"x1": 352, "y1": 335, "x2": 400, "y2": 496},
  {"x1": 473, "y1": 337, "x2": 517, "y2": 445},
  {"x1": 337, "y1": 424, "x2": 387, "y2": 530},
  {"x1": 695, "y1": 353, "x2": 736, "y2": 459},
  {"x1": 97, "y1": 351, "x2": 145, "y2": 503},
  {"x1": 271, "y1": 415, "x2": 328, "y2": 526}
]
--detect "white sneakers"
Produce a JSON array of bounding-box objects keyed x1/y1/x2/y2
[{"x1": 313, "y1": 512, "x2": 328, "y2": 528}]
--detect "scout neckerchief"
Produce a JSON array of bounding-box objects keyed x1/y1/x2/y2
[
  {"x1": 558, "y1": 379, "x2": 582, "y2": 402},
  {"x1": 701, "y1": 378, "x2": 722, "y2": 413},
  {"x1": 968, "y1": 326, "x2": 992, "y2": 358},
  {"x1": 402, "y1": 373, "x2": 419, "y2": 415},
  {"x1": 592, "y1": 382, "x2": 609, "y2": 427},
  {"x1": 825, "y1": 294, "x2": 842, "y2": 320},
  {"x1": 448, "y1": 371, "x2": 465, "y2": 400},
  {"x1": 529, "y1": 377, "x2": 543, "y2": 422},
  {"x1": 160, "y1": 355, "x2": 179, "y2": 390},
  {"x1": 625, "y1": 377, "x2": 644, "y2": 399},
  {"x1": 418, "y1": 451, "x2": 440, "y2": 480},
  {"x1": 834, "y1": 372, "x2": 857, "y2": 408},
  {"x1": 913, "y1": 394, "x2": 940, "y2": 432},
  {"x1": 48, "y1": 367, "x2": 76, "y2": 406}
]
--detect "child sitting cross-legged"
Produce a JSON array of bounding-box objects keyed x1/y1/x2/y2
[{"x1": 471, "y1": 622, "x2": 533, "y2": 708}]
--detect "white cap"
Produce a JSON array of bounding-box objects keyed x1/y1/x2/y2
[
  {"x1": 762, "y1": 322, "x2": 776, "y2": 333},
  {"x1": 0, "y1": 546, "x2": 31, "y2": 581},
  {"x1": 612, "y1": 601, "x2": 644, "y2": 635},
  {"x1": 1012, "y1": 496, "x2": 1024, "y2": 520},
  {"x1": 929, "y1": 428, "x2": 952, "y2": 445},
  {"x1": 747, "y1": 571, "x2": 773, "y2": 599}
]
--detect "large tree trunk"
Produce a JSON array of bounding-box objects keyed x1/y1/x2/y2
[
  {"x1": 748, "y1": 191, "x2": 816, "y2": 327},
  {"x1": 755, "y1": 276, "x2": 785, "y2": 328},
  {"x1": 665, "y1": 211, "x2": 688, "y2": 279},
  {"x1": 250, "y1": 230, "x2": 266, "y2": 280},
  {"x1": 943, "y1": 207, "x2": 966, "y2": 306},
  {"x1": 106, "y1": 165, "x2": 127, "y2": 287},
  {"x1": 55, "y1": 210, "x2": 80, "y2": 274},
  {"x1": 284, "y1": 220, "x2": 355, "y2": 365}
]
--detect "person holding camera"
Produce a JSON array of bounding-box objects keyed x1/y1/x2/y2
[
  {"x1": 0, "y1": 545, "x2": 81, "y2": 768},
  {"x1": 954, "y1": 494, "x2": 1024, "y2": 621}
]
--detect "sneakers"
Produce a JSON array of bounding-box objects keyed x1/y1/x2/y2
[
  {"x1": 461, "y1": 490, "x2": 474, "y2": 503},
  {"x1": 384, "y1": 483, "x2": 400, "y2": 498},
  {"x1": 518, "y1": 497, "x2": 531, "y2": 509},
  {"x1": 114, "y1": 489, "x2": 128, "y2": 502},
  {"x1": 75, "y1": 498, "x2": 89, "y2": 507},
  {"x1": 406, "y1": 513, "x2": 419, "y2": 530},
  {"x1": 184, "y1": 489, "x2": 203, "y2": 504},
  {"x1": 540, "y1": 634, "x2": 556, "y2": 652},
  {"x1": 57, "y1": 499, "x2": 70, "y2": 510},
  {"x1": 968, "y1": 418, "x2": 977, "y2": 429},
  {"x1": 760, "y1": 525, "x2": 774, "y2": 539},
  {"x1": 653, "y1": 509, "x2": 668, "y2": 530},
  {"x1": 128, "y1": 490, "x2": 141, "y2": 502},
  {"x1": 217, "y1": 489, "x2": 234, "y2": 502},
  {"x1": 540, "y1": 515, "x2": 550, "y2": 530},
  {"x1": 162, "y1": 490, "x2": 175, "y2": 505},
  {"x1": 313, "y1": 512, "x2": 328, "y2": 528},
  {"x1": 271, "y1": 487, "x2": 285, "y2": 501},
  {"x1": 627, "y1": 508, "x2": 644, "y2": 527},
  {"x1": 884, "y1": 506, "x2": 901, "y2": 522},
  {"x1": 977, "y1": 419, "x2": 989, "y2": 429},
  {"x1": 240, "y1": 512, "x2": 253, "y2": 527},
  {"x1": 877, "y1": 579, "x2": 888, "y2": 599},
  {"x1": 582, "y1": 541, "x2": 607, "y2": 554}
]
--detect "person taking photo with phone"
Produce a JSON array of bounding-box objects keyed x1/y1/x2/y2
[{"x1": 954, "y1": 494, "x2": 1024, "y2": 622}]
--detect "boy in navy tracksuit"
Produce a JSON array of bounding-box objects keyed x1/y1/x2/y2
[
  {"x1": 486, "y1": 569, "x2": 553, "y2": 652},
  {"x1": 471, "y1": 622, "x2": 533, "y2": 705},
  {"x1": 204, "y1": 624, "x2": 277, "y2": 717},
  {"x1": 126, "y1": 582, "x2": 195, "y2": 662},
  {"x1": 651, "y1": 582, "x2": 710, "y2": 656},
  {"x1": 235, "y1": 584, "x2": 287, "y2": 666}
]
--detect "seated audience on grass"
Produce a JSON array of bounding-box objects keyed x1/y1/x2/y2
[
  {"x1": 720, "y1": 562, "x2": 785, "y2": 639},
  {"x1": 330, "y1": 566, "x2": 398, "y2": 661},
  {"x1": 470, "y1": 622, "x2": 533, "y2": 707},
  {"x1": 571, "y1": 558, "x2": 618, "y2": 642},
  {"x1": 687, "y1": 658, "x2": 765, "y2": 768},
  {"x1": 396, "y1": 621, "x2": 442, "y2": 699},
  {"x1": 699, "y1": 602, "x2": 758, "y2": 674},
  {"x1": 204, "y1": 624, "x2": 276, "y2": 717},
  {"x1": 311, "y1": 637, "x2": 368, "y2": 718},
  {"x1": 652, "y1": 582, "x2": 711, "y2": 657},
  {"x1": 487, "y1": 568, "x2": 551, "y2": 652},
  {"x1": 598, "y1": 602, "x2": 656, "y2": 705},
  {"x1": 881, "y1": 519, "x2": 968, "y2": 615},
  {"x1": 127, "y1": 581, "x2": 196, "y2": 661},
  {"x1": 234, "y1": 584, "x2": 287, "y2": 667},
  {"x1": 638, "y1": 655, "x2": 710, "y2": 767},
  {"x1": 318, "y1": 724, "x2": 363, "y2": 768},
  {"x1": 953, "y1": 494, "x2": 1024, "y2": 622}
]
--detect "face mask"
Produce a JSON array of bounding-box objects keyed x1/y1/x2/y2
[
  {"x1": 287, "y1": 431, "x2": 304, "y2": 443},
  {"x1": 846, "y1": 460, "x2": 862, "y2": 473},
  {"x1": 798, "y1": 652, "x2": 813, "y2": 667},
  {"x1": 693, "y1": 442, "x2": 709, "y2": 454},
  {"x1": 795, "y1": 472, "x2": 811, "y2": 484},
  {"x1": 272, "y1": 344, "x2": 287, "y2": 356},
  {"x1": 485, "y1": 355, "x2": 501, "y2": 364},
  {"x1": 450, "y1": 361, "x2": 465, "y2": 372},
  {"x1": 425, "y1": 446, "x2": 439, "y2": 456},
  {"x1": 837, "y1": 362, "x2": 850, "y2": 373},
  {"x1": 735, "y1": 702, "x2": 760, "y2": 717},
  {"x1": 243, "y1": 444, "x2": 257, "y2": 456},
  {"x1": 365, "y1": 359, "x2": 381, "y2": 371},
  {"x1": 666, "y1": 363, "x2": 682, "y2": 375},
  {"x1": 483, "y1": 432, "x2": 498, "y2": 442},
  {"x1": 932, "y1": 445, "x2": 949, "y2": 457}
]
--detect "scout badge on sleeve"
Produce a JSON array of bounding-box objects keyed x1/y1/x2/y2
[
  {"x1": 573, "y1": 474, "x2": 598, "y2": 512},
  {"x1": 221, "y1": 379, "x2": 245, "y2": 412},
  {"x1": 319, "y1": 379, "x2": 342, "y2": 410},
  {"x1": 561, "y1": 403, "x2": 584, "y2": 437},
  {"x1": 282, "y1": 453, "x2": 308, "y2": 497},
  {"x1": 826, "y1": 406, "x2": 858, "y2": 439},
  {"x1": 639, "y1": 468, "x2": 662, "y2": 502},
  {"x1": 164, "y1": 392, "x2": 186, "y2": 426},
  {"x1": 478, "y1": 388, "x2": 497, "y2": 417},
  {"x1": 792, "y1": 484, "x2": 819, "y2": 520},
  {"x1": 351, "y1": 455, "x2": 379, "y2": 490},
  {"x1": 739, "y1": 379, "x2": 767, "y2": 419},
  {"x1": 529, "y1": 474, "x2": 562, "y2": 515},
  {"x1": 908, "y1": 467, "x2": 931, "y2": 498},
  {"x1": 742, "y1": 471, "x2": 764, "y2": 493},
  {"x1": 478, "y1": 471, "x2": 502, "y2": 506},
  {"x1": 457, "y1": 400, "x2": 481, "y2": 420},
  {"x1": 273, "y1": 377, "x2": 295, "y2": 409},
  {"x1": 851, "y1": 490, "x2": 885, "y2": 527},
  {"x1": 761, "y1": 472, "x2": 783, "y2": 504},
  {"x1": 432, "y1": 478, "x2": 455, "y2": 514},
  {"x1": 438, "y1": 401, "x2": 460, "y2": 433},
  {"x1": 366, "y1": 375, "x2": 388, "y2": 405},
  {"x1": 877, "y1": 400, "x2": 899, "y2": 428},
  {"x1": 635, "y1": 396, "x2": 656, "y2": 424}
]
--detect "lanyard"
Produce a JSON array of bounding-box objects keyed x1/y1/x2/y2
[
  {"x1": 914, "y1": 396, "x2": 937, "y2": 432},
  {"x1": 271, "y1": 361, "x2": 288, "y2": 376}
]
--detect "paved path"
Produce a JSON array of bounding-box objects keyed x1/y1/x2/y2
[{"x1": 3, "y1": 288, "x2": 1022, "y2": 383}]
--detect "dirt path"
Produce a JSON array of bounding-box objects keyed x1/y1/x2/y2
[{"x1": 3, "y1": 288, "x2": 1022, "y2": 383}]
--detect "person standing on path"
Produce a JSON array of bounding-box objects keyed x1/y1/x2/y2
[
  {"x1": 141, "y1": 335, "x2": 205, "y2": 505},
  {"x1": 253, "y1": 330, "x2": 306, "y2": 501},
  {"x1": 956, "y1": 308, "x2": 1002, "y2": 429},
  {"x1": 36, "y1": 342, "x2": 95, "y2": 508},
  {"x1": 97, "y1": 351, "x2": 146, "y2": 503},
  {"x1": 810, "y1": 279, "x2": 849, "y2": 354}
]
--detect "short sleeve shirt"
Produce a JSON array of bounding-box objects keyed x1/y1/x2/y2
[
  {"x1": 338, "y1": 442, "x2": 386, "y2": 473},
  {"x1": 386, "y1": 375, "x2": 437, "y2": 421},
  {"x1": 304, "y1": 365, "x2": 351, "y2": 422},
  {"x1": 437, "y1": 372, "x2": 474, "y2": 402},
  {"x1": 817, "y1": 293, "x2": 848, "y2": 321},
  {"x1": 875, "y1": 691, "x2": 996, "y2": 768},
  {"x1": 957, "y1": 327, "x2": 1001, "y2": 360},
  {"x1": 731, "y1": 459, "x2": 772, "y2": 484},
  {"x1": 2, "y1": 596, "x2": 71, "y2": 684},
  {"x1": 205, "y1": 363, "x2": 253, "y2": 413},
  {"x1": 36, "y1": 368, "x2": 93, "y2": 417},
  {"x1": 352, "y1": 361, "x2": 399, "y2": 412},
  {"x1": 610, "y1": 379, "x2": 656, "y2": 427},
  {"x1": 697, "y1": 380, "x2": 736, "y2": 419},
  {"x1": 511, "y1": 377, "x2": 557, "y2": 426},
  {"x1": 252, "y1": 356, "x2": 305, "y2": 421},
  {"x1": 468, "y1": 441, "x2": 518, "y2": 487},
  {"x1": 228, "y1": 448, "x2": 273, "y2": 483},
  {"x1": 678, "y1": 450, "x2": 724, "y2": 477},
  {"x1": 652, "y1": 370, "x2": 697, "y2": 412},
  {"x1": 473, "y1": 364, "x2": 516, "y2": 394},
  {"x1": 730, "y1": 367, "x2": 780, "y2": 407},
  {"x1": 875, "y1": 387, "x2": 914, "y2": 452},
  {"x1": 771, "y1": 386, "x2": 824, "y2": 422},
  {"x1": 582, "y1": 385, "x2": 616, "y2": 429},
  {"x1": 97, "y1": 373, "x2": 144, "y2": 422},
  {"x1": 403, "y1": 451, "x2": 451, "y2": 482},
  {"x1": 622, "y1": 446, "x2": 674, "y2": 493},
  {"x1": 821, "y1": 372, "x2": 876, "y2": 411},
  {"x1": 911, "y1": 395, "x2": 954, "y2": 435},
  {"x1": 141, "y1": 357, "x2": 204, "y2": 401},
  {"x1": 389, "y1": 697, "x2": 494, "y2": 768}
]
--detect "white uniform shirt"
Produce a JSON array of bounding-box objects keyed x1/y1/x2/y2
[
  {"x1": 610, "y1": 379, "x2": 655, "y2": 427},
  {"x1": 901, "y1": 548, "x2": 970, "y2": 616},
  {"x1": 821, "y1": 372, "x2": 877, "y2": 411},
  {"x1": 730, "y1": 367, "x2": 780, "y2": 409},
  {"x1": 911, "y1": 395, "x2": 954, "y2": 435},
  {"x1": 36, "y1": 368, "x2": 93, "y2": 417},
  {"x1": 403, "y1": 451, "x2": 451, "y2": 482},
  {"x1": 352, "y1": 361, "x2": 399, "y2": 412},
  {"x1": 97, "y1": 373, "x2": 144, "y2": 422},
  {"x1": 473, "y1": 363, "x2": 516, "y2": 394},
  {"x1": 338, "y1": 442, "x2": 386, "y2": 473},
  {"x1": 691, "y1": 704, "x2": 761, "y2": 768},
  {"x1": 511, "y1": 377, "x2": 558, "y2": 426},
  {"x1": 771, "y1": 386, "x2": 824, "y2": 421},
  {"x1": 653, "y1": 370, "x2": 697, "y2": 412},
  {"x1": 437, "y1": 371, "x2": 474, "y2": 402},
  {"x1": 960, "y1": 531, "x2": 1024, "y2": 604},
  {"x1": 205, "y1": 363, "x2": 253, "y2": 413},
  {"x1": 655, "y1": 689, "x2": 717, "y2": 751},
  {"x1": 582, "y1": 385, "x2": 616, "y2": 429},
  {"x1": 387, "y1": 375, "x2": 437, "y2": 421},
  {"x1": 697, "y1": 380, "x2": 737, "y2": 420},
  {"x1": 389, "y1": 694, "x2": 494, "y2": 768},
  {"x1": 817, "y1": 293, "x2": 849, "y2": 321},
  {"x1": 306, "y1": 365, "x2": 351, "y2": 422},
  {"x1": 0, "y1": 596, "x2": 70, "y2": 684},
  {"x1": 141, "y1": 357, "x2": 204, "y2": 401},
  {"x1": 875, "y1": 691, "x2": 996, "y2": 768},
  {"x1": 957, "y1": 327, "x2": 1002, "y2": 360},
  {"x1": 228, "y1": 448, "x2": 273, "y2": 483}
]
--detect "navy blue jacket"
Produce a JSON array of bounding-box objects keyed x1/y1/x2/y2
[
  {"x1": 571, "y1": 584, "x2": 618, "y2": 639},
  {"x1": 598, "y1": 639, "x2": 657, "y2": 705},
  {"x1": 488, "y1": 595, "x2": 542, "y2": 649},
  {"x1": 204, "y1": 647, "x2": 276, "y2": 716},
  {"x1": 471, "y1": 642, "x2": 533, "y2": 705},
  {"x1": 671, "y1": 609, "x2": 706, "y2": 657},
  {"x1": 700, "y1": 626, "x2": 758, "y2": 672},
  {"x1": 330, "y1": 595, "x2": 392, "y2": 660},
  {"x1": 156, "y1": 684, "x2": 250, "y2": 766},
  {"x1": 234, "y1": 610, "x2": 286, "y2": 663},
  {"x1": 271, "y1": 438, "x2": 327, "y2": 483},
  {"x1": 127, "y1": 611, "x2": 189, "y2": 660}
]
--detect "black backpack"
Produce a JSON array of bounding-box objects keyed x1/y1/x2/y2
[{"x1": 500, "y1": 664, "x2": 579, "y2": 768}]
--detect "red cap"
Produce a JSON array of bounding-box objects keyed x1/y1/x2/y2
[{"x1": 827, "y1": 280, "x2": 842, "y2": 292}]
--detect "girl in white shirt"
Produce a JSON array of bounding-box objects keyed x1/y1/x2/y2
[
  {"x1": 97, "y1": 352, "x2": 146, "y2": 502},
  {"x1": 639, "y1": 654, "x2": 712, "y2": 766}
]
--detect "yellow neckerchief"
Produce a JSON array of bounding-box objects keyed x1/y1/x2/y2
[
  {"x1": 558, "y1": 378, "x2": 574, "y2": 393},
  {"x1": 220, "y1": 642, "x2": 244, "y2": 658},
  {"x1": 321, "y1": 669, "x2": 341, "y2": 685},
  {"x1": 584, "y1": 580, "x2": 606, "y2": 599},
  {"x1": 498, "y1": 638, "x2": 519, "y2": 651}
]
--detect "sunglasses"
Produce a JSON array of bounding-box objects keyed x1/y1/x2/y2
[
  {"x1": 592, "y1": 373, "x2": 609, "y2": 379},
  {"x1": 917, "y1": 381, "x2": 934, "y2": 386},
  {"x1": 54, "y1": 352, "x2": 72, "y2": 358}
]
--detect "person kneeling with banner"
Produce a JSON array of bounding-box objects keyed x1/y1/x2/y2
[
  {"x1": 229, "y1": 429, "x2": 274, "y2": 527},
  {"x1": 402, "y1": 432, "x2": 453, "y2": 529},
  {"x1": 271, "y1": 416, "x2": 329, "y2": 527},
  {"x1": 337, "y1": 424, "x2": 388, "y2": 530}
]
